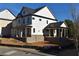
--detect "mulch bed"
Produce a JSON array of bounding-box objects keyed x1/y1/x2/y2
[{"x1": 0, "y1": 38, "x2": 59, "y2": 48}]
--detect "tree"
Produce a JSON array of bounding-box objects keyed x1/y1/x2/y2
[
  {"x1": 70, "y1": 4, "x2": 79, "y2": 56},
  {"x1": 64, "y1": 19, "x2": 75, "y2": 38}
]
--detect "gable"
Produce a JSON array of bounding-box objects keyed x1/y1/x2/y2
[
  {"x1": 0, "y1": 9, "x2": 15, "y2": 20},
  {"x1": 34, "y1": 6, "x2": 55, "y2": 19},
  {"x1": 20, "y1": 7, "x2": 35, "y2": 16},
  {"x1": 60, "y1": 22, "x2": 67, "y2": 28}
]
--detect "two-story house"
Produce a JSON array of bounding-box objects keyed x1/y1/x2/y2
[{"x1": 11, "y1": 6, "x2": 68, "y2": 43}]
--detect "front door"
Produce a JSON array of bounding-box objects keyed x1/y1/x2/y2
[{"x1": 27, "y1": 28, "x2": 31, "y2": 37}]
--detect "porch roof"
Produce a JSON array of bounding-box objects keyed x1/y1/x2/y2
[
  {"x1": 45, "y1": 22, "x2": 68, "y2": 29},
  {"x1": 13, "y1": 25, "x2": 32, "y2": 29}
]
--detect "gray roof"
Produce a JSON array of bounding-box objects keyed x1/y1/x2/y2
[
  {"x1": 18, "y1": 6, "x2": 45, "y2": 15},
  {"x1": 16, "y1": 6, "x2": 57, "y2": 21},
  {"x1": 22, "y1": 6, "x2": 46, "y2": 14},
  {"x1": 45, "y1": 21, "x2": 67, "y2": 29},
  {"x1": 22, "y1": 7, "x2": 35, "y2": 14}
]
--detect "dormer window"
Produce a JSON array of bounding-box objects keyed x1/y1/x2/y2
[
  {"x1": 32, "y1": 17, "x2": 35, "y2": 20},
  {"x1": 39, "y1": 19, "x2": 42, "y2": 21}
]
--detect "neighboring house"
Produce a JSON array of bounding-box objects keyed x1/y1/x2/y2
[
  {"x1": 2, "y1": 23, "x2": 12, "y2": 37},
  {"x1": 11, "y1": 6, "x2": 68, "y2": 43},
  {"x1": 0, "y1": 9, "x2": 15, "y2": 37}
]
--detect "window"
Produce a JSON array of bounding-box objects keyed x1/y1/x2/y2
[
  {"x1": 18, "y1": 19, "x2": 20, "y2": 23},
  {"x1": 33, "y1": 28, "x2": 35, "y2": 33},
  {"x1": 47, "y1": 20, "x2": 48, "y2": 24},
  {"x1": 27, "y1": 17, "x2": 30, "y2": 24},
  {"x1": 18, "y1": 20, "x2": 20, "y2": 23},
  {"x1": 23, "y1": 18, "x2": 25, "y2": 24},
  {"x1": 39, "y1": 19, "x2": 42, "y2": 21},
  {"x1": 27, "y1": 28, "x2": 31, "y2": 37},
  {"x1": 32, "y1": 17, "x2": 35, "y2": 20}
]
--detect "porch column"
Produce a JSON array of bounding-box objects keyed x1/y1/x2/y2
[
  {"x1": 49, "y1": 29, "x2": 51, "y2": 37},
  {"x1": 54, "y1": 29, "x2": 57, "y2": 37},
  {"x1": 61, "y1": 28, "x2": 63, "y2": 38},
  {"x1": 64, "y1": 29, "x2": 66, "y2": 37},
  {"x1": 66, "y1": 29, "x2": 68, "y2": 38},
  {"x1": 21, "y1": 30, "x2": 23, "y2": 38},
  {"x1": 25, "y1": 28, "x2": 27, "y2": 37},
  {"x1": 58, "y1": 28, "x2": 60, "y2": 37}
]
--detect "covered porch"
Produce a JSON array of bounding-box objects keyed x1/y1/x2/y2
[
  {"x1": 11, "y1": 25, "x2": 32, "y2": 39},
  {"x1": 44, "y1": 28, "x2": 68, "y2": 38},
  {"x1": 43, "y1": 22, "x2": 68, "y2": 38}
]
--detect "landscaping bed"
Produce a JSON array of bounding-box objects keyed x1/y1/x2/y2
[{"x1": 0, "y1": 38, "x2": 59, "y2": 49}]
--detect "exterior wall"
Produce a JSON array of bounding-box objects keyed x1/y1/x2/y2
[
  {"x1": 0, "y1": 20, "x2": 12, "y2": 27},
  {"x1": 26, "y1": 35, "x2": 44, "y2": 43},
  {"x1": 0, "y1": 9, "x2": 15, "y2": 20},
  {"x1": 31, "y1": 16, "x2": 57, "y2": 35},
  {"x1": 60, "y1": 23, "x2": 67, "y2": 28},
  {"x1": 11, "y1": 28, "x2": 16, "y2": 37},
  {"x1": 12, "y1": 19, "x2": 18, "y2": 28},
  {"x1": 35, "y1": 6, "x2": 55, "y2": 19},
  {"x1": 2, "y1": 27, "x2": 11, "y2": 37},
  {"x1": 11, "y1": 28, "x2": 22, "y2": 38},
  {"x1": 0, "y1": 20, "x2": 12, "y2": 36}
]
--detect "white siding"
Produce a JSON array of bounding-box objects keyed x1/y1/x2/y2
[
  {"x1": 60, "y1": 23, "x2": 67, "y2": 28},
  {"x1": 0, "y1": 20, "x2": 12, "y2": 35},
  {"x1": 0, "y1": 9, "x2": 15, "y2": 20},
  {"x1": 31, "y1": 16, "x2": 57, "y2": 35},
  {"x1": 35, "y1": 6, "x2": 55, "y2": 19}
]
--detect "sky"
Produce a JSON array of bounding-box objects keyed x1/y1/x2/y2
[{"x1": 0, "y1": 3, "x2": 79, "y2": 21}]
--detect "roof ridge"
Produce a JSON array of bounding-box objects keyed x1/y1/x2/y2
[
  {"x1": 22, "y1": 6, "x2": 35, "y2": 11},
  {"x1": 0, "y1": 9, "x2": 7, "y2": 12},
  {"x1": 35, "y1": 6, "x2": 46, "y2": 13}
]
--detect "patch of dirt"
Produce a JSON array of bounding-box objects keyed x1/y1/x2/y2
[
  {"x1": 0, "y1": 38, "x2": 26, "y2": 46},
  {"x1": 0, "y1": 38, "x2": 59, "y2": 47}
]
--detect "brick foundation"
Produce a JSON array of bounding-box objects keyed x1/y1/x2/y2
[{"x1": 26, "y1": 35, "x2": 44, "y2": 43}]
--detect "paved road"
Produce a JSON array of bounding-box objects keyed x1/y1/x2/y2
[
  {"x1": 0, "y1": 46, "x2": 52, "y2": 56},
  {"x1": 39, "y1": 47, "x2": 78, "y2": 56},
  {"x1": 0, "y1": 46, "x2": 78, "y2": 56}
]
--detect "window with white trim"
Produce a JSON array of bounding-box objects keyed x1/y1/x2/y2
[
  {"x1": 32, "y1": 17, "x2": 35, "y2": 20},
  {"x1": 47, "y1": 20, "x2": 48, "y2": 24},
  {"x1": 33, "y1": 28, "x2": 35, "y2": 33},
  {"x1": 39, "y1": 19, "x2": 42, "y2": 21}
]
